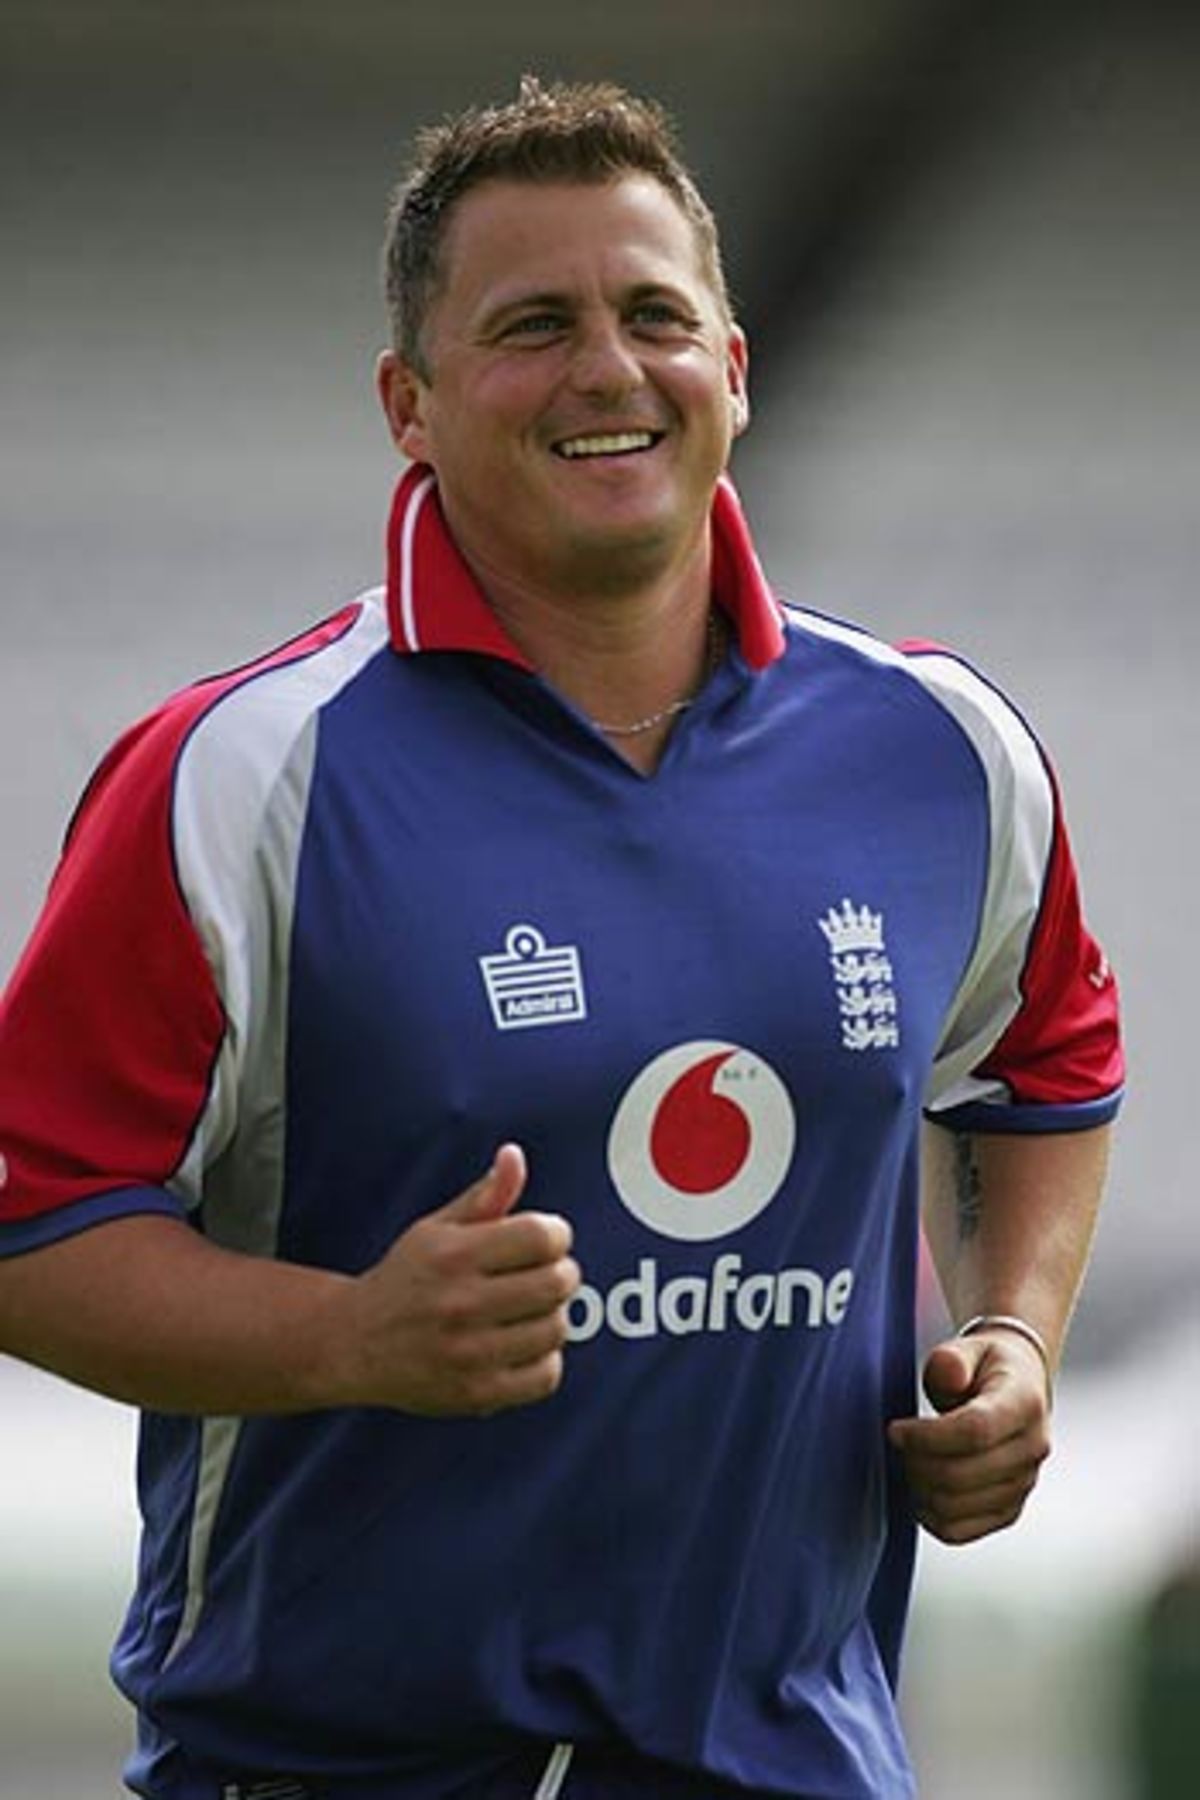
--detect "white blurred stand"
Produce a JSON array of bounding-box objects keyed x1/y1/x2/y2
[
  {"x1": 903, "y1": 1314, "x2": 1200, "y2": 1800},
  {"x1": 0, "y1": 1362, "x2": 139, "y2": 1796}
]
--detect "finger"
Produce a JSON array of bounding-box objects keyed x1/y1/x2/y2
[
  {"x1": 889, "y1": 1386, "x2": 1043, "y2": 1461},
  {"x1": 922, "y1": 1339, "x2": 980, "y2": 1414},
  {"x1": 437, "y1": 1143, "x2": 528, "y2": 1226},
  {"x1": 903, "y1": 1434, "x2": 1049, "y2": 1503},
  {"x1": 892, "y1": 1411, "x2": 1050, "y2": 1483},
  {"x1": 425, "y1": 1276, "x2": 571, "y2": 1372},
  {"x1": 911, "y1": 1454, "x2": 1042, "y2": 1516},
  {"x1": 478, "y1": 1257, "x2": 582, "y2": 1325},
  {"x1": 468, "y1": 1348, "x2": 567, "y2": 1416},
  {"x1": 475, "y1": 1211, "x2": 574, "y2": 1274},
  {"x1": 424, "y1": 1254, "x2": 578, "y2": 1335},
  {"x1": 888, "y1": 1411, "x2": 1004, "y2": 1463},
  {"x1": 911, "y1": 1450, "x2": 1037, "y2": 1522},
  {"x1": 490, "y1": 1308, "x2": 572, "y2": 1370},
  {"x1": 916, "y1": 1486, "x2": 1036, "y2": 1545}
]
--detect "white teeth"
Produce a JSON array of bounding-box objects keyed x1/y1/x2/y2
[{"x1": 557, "y1": 431, "x2": 656, "y2": 459}]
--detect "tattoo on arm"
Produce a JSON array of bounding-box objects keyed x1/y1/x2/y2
[{"x1": 953, "y1": 1134, "x2": 983, "y2": 1241}]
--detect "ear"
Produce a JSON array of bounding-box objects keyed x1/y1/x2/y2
[
  {"x1": 375, "y1": 349, "x2": 432, "y2": 462},
  {"x1": 726, "y1": 326, "x2": 750, "y2": 438}
]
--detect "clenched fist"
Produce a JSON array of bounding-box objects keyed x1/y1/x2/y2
[
  {"x1": 887, "y1": 1328, "x2": 1052, "y2": 1544},
  {"x1": 337, "y1": 1144, "x2": 582, "y2": 1416}
]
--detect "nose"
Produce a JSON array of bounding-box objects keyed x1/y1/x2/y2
[{"x1": 566, "y1": 314, "x2": 645, "y2": 402}]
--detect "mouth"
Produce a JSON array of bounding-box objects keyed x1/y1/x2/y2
[{"x1": 552, "y1": 429, "x2": 665, "y2": 460}]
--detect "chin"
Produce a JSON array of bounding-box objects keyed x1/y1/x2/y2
[{"x1": 551, "y1": 521, "x2": 688, "y2": 596}]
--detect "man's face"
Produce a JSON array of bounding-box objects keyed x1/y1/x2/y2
[{"x1": 377, "y1": 175, "x2": 749, "y2": 600}]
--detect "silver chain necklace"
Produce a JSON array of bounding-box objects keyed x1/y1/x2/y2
[{"x1": 590, "y1": 613, "x2": 726, "y2": 738}]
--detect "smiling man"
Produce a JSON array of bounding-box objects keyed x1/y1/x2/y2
[
  {"x1": 377, "y1": 149, "x2": 749, "y2": 766},
  {"x1": 0, "y1": 79, "x2": 1122, "y2": 1800}
]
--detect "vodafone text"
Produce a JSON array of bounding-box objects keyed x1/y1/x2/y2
[{"x1": 566, "y1": 1254, "x2": 855, "y2": 1344}]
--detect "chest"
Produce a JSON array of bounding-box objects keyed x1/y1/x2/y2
[{"x1": 276, "y1": 655, "x2": 987, "y2": 1262}]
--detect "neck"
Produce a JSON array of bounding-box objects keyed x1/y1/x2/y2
[{"x1": 456, "y1": 532, "x2": 720, "y2": 769}]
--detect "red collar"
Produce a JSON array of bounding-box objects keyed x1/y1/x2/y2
[{"x1": 384, "y1": 463, "x2": 786, "y2": 672}]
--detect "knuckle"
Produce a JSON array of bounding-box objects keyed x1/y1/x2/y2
[
  {"x1": 516, "y1": 1216, "x2": 549, "y2": 1257},
  {"x1": 423, "y1": 1232, "x2": 471, "y2": 1281},
  {"x1": 532, "y1": 1312, "x2": 567, "y2": 1355},
  {"x1": 523, "y1": 1311, "x2": 561, "y2": 1355},
  {"x1": 556, "y1": 1256, "x2": 583, "y2": 1300},
  {"x1": 533, "y1": 1217, "x2": 569, "y2": 1261},
  {"x1": 538, "y1": 1350, "x2": 565, "y2": 1396}
]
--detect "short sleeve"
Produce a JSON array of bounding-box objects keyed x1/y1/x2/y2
[
  {"x1": 910, "y1": 647, "x2": 1124, "y2": 1134},
  {"x1": 0, "y1": 601, "x2": 370, "y2": 1257},
  {"x1": 0, "y1": 702, "x2": 227, "y2": 1254}
]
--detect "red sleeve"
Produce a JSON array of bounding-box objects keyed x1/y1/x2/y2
[
  {"x1": 1, "y1": 603, "x2": 364, "y2": 1251},
  {"x1": 0, "y1": 699, "x2": 226, "y2": 1247},
  {"x1": 975, "y1": 800, "x2": 1123, "y2": 1108}
]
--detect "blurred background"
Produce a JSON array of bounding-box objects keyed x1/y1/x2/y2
[{"x1": 1, "y1": 0, "x2": 1196, "y2": 1794}]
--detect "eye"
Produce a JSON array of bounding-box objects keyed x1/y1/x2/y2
[
  {"x1": 630, "y1": 299, "x2": 694, "y2": 331},
  {"x1": 504, "y1": 312, "x2": 567, "y2": 339}
]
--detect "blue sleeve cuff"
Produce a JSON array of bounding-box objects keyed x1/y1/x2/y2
[
  {"x1": 924, "y1": 1085, "x2": 1124, "y2": 1136},
  {"x1": 0, "y1": 1185, "x2": 187, "y2": 1258}
]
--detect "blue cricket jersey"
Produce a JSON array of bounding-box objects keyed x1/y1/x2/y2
[{"x1": 0, "y1": 467, "x2": 1123, "y2": 1797}]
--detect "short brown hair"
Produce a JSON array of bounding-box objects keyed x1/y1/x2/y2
[{"x1": 382, "y1": 75, "x2": 732, "y2": 374}]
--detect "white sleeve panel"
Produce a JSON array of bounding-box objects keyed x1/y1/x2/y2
[
  {"x1": 168, "y1": 595, "x2": 389, "y2": 1246},
  {"x1": 900, "y1": 653, "x2": 1056, "y2": 1114},
  {"x1": 163, "y1": 592, "x2": 389, "y2": 1666}
]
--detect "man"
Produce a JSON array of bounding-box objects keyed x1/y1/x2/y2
[{"x1": 0, "y1": 78, "x2": 1122, "y2": 1800}]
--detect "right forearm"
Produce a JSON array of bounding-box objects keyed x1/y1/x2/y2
[
  {"x1": 0, "y1": 1151, "x2": 579, "y2": 1421},
  {"x1": 0, "y1": 1215, "x2": 360, "y2": 1415}
]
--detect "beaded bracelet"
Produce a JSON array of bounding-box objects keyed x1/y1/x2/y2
[{"x1": 956, "y1": 1313, "x2": 1054, "y2": 1403}]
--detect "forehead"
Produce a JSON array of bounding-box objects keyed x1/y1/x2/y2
[{"x1": 434, "y1": 175, "x2": 715, "y2": 318}]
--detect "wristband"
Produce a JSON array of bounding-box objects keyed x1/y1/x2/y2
[{"x1": 956, "y1": 1313, "x2": 1054, "y2": 1401}]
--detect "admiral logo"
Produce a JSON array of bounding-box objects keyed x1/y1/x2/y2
[
  {"x1": 479, "y1": 924, "x2": 587, "y2": 1031},
  {"x1": 570, "y1": 1041, "x2": 854, "y2": 1344}
]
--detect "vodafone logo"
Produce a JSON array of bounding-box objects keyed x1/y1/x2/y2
[
  {"x1": 570, "y1": 1041, "x2": 851, "y2": 1348},
  {"x1": 606, "y1": 1041, "x2": 796, "y2": 1242}
]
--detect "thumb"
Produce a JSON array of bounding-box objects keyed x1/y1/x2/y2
[
  {"x1": 439, "y1": 1142, "x2": 528, "y2": 1225},
  {"x1": 922, "y1": 1338, "x2": 982, "y2": 1415}
]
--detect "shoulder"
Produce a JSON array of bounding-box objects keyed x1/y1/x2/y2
[
  {"x1": 67, "y1": 594, "x2": 388, "y2": 855},
  {"x1": 779, "y1": 603, "x2": 1053, "y2": 818}
]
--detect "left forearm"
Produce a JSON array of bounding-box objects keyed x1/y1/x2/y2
[{"x1": 921, "y1": 1122, "x2": 1112, "y2": 1373}]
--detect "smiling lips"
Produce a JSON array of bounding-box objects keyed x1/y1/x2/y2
[{"x1": 553, "y1": 429, "x2": 665, "y2": 459}]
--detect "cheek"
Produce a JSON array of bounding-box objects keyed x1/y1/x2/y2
[
  {"x1": 659, "y1": 350, "x2": 737, "y2": 423},
  {"x1": 470, "y1": 358, "x2": 559, "y2": 426},
  {"x1": 674, "y1": 381, "x2": 739, "y2": 462}
]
